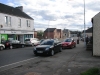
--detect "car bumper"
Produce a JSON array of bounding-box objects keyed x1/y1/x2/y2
[
  {"x1": 62, "y1": 45, "x2": 72, "y2": 48},
  {"x1": 34, "y1": 50, "x2": 50, "y2": 55}
]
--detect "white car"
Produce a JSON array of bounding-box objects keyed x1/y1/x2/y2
[
  {"x1": 0, "y1": 44, "x2": 5, "y2": 50},
  {"x1": 24, "y1": 38, "x2": 40, "y2": 46}
]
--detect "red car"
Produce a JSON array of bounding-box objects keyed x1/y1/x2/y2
[{"x1": 61, "y1": 38, "x2": 76, "y2": 49}]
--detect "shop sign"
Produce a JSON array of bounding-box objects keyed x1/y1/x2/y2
[{"x1": 11, "y1": 31, "x2": 16, "y2": 33}]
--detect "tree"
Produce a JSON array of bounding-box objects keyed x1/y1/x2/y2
[{"x1": 37, "y1": 30, "x2": 43, "y2": 37}]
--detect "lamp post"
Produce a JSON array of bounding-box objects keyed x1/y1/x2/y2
[
  {"x1": 83, "y1": 0, "x2": 86, "y2": 47},
  {"x1": 48, "y1": 21, "x2": 50, "y2": 39}
]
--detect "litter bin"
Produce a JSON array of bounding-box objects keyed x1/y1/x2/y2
[{"x1": 77, "y1": 39, "x2": 79, "y2": 44}]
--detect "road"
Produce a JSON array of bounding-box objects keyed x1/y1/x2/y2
[
  {"x1": 0, "y1": 47, "x2": 35, "y2": 66},
  {"x1": 0, "y1": 37, "x2": 78, "y2": 67},
  {"x1": 1, "y1": 38, "x2": 98, "y2": 75}
]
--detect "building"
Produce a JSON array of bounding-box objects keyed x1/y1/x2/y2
[
  {"x1": 43, "y1": 28, "x2": 62, "y2": 39},
  {"x1": 92, "y1": 12, "x2": 100, "y2": 56},
  {"x1": 82, "y1": 27, "x2": 93, "y2": 38},
  {"x1": 0, "y1": 3, "x2": 34, "y2": 43},
  {"x1": 57, "y1": 29, "x2": 63, "y2": 39},
  {"x1": 63, "y1": 29, "x2": 70, "y2": 38},
  {"x1": 34, "y1": 31, "x2": 37, "y2": 38}
]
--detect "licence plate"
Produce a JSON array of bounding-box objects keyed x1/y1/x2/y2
[{"x1": 37, "y1": 51, "x2": 43, "y2": 53}]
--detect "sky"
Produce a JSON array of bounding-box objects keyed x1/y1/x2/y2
[{"x1": 0, "y1": 0, "x2": 100, "y2": 31}]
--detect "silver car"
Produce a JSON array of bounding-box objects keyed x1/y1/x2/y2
[{"x1": 24, "y1": 38, "x2": 40, "y2": 46}]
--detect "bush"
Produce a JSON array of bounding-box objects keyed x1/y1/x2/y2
[{"x1": 80, "y1": 67, "x2": 99, "y2": 75}]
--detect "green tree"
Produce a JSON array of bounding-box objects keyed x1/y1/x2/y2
[{"x1": 37, "y1": 30, "x2": 44, "y2": 39}]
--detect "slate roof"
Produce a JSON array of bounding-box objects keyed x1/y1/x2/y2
[
  {"x1": 85, "y1": 27, "x2": 93, "y2": 33},
  {"x1": 63, "y1": 29, "x2": 69, "y2": 33},
  {"x1": 0, "y1": 3, "x2": 33, "y2": 20},
  {"x1": 57, "y1": 29, "x2": 61, "y2": 32},
  {"x1": 44, "y1": 28, "x2": 56, "y2": 32}
]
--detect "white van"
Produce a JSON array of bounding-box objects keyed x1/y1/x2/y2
[{"x1": 24, "y1": 38, "x2": 40, "y2": 46}]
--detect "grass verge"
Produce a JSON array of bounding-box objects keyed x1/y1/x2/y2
[{"x1": 80, "y1": 67, "x2": 100, "y2": 75}]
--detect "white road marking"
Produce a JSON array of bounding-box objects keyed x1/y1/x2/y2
[{"x1": 0, "y1": 57, "x2": 38, "y2": 69}]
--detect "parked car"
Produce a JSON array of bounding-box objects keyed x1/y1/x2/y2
[
  {"x1": 1, "y1": 40, "x2": 12, "y2": 49},
  {"x1": 1, "y1": 40, "x2": 25, "y2": 49},
  {"x1": 61, "y1": 38, "x2": 76, "y2": 49},
  {"x1": 0, "y1": 44, "x2": 5, "y2": 50},
  {"x1": 33, "y1": 39, "x2": 62, "y2": 56},
  {"x1": 40, "y1": 39, "x2": 45, "y2": 43},
  {"x1": 24, "y1": 38, "x2": 40, "y2": 46}
]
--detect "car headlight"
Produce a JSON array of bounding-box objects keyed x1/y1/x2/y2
[
  {"x1": 45, "y1": 48, "x2": 49, "y2": 51},
  {"x1": 33, "y1": 47, "x2": 36, "y2": 50}
]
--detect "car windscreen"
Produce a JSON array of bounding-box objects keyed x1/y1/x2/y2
[
  {"x1": 41, "y1": 40, "x2": 54, "y2": 45},
  {"x1": 64, "y1": 39, "x2": 71, "y2": 42}
]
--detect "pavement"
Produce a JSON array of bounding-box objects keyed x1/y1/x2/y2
[{"x1": 0, "y1": 37, "x2": 100, "y2": 75}]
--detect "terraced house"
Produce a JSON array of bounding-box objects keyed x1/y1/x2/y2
[{"x1": 0, "y1": 3, "x2": 34, "y2": 43}]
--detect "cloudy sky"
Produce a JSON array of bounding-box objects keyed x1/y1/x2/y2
[{"x1": 0, "y1": 0, "x2": 100, "y2": 31}]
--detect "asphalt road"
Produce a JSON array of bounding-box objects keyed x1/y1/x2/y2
[
  {"x1": 0, "y1": 47, "x2": 35, "y2": 67},
  {"x1": 0, "y1": 39, "x2": 91, "y2": 75},
  {"x1": 1, "y1": 37, "x2": 98, "y2": 75}
]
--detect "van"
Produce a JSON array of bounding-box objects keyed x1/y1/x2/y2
[{"x1": 24, "y1": 38, "x2": 40, "y2": 46}]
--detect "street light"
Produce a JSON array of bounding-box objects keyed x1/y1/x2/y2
[
  {"x1": 48, "y1": 21, "x2": 50, "y2": 39},
  {"x1": 83, "y1": 0, "x2": 86, "y2": 47}
]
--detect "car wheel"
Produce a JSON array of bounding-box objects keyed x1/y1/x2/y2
[
  {"x1": 71, "y1": 46, "x2": 73, "y2": 49},
  {"x1": 34, "y1": 53, "x2": 38, "y2": 56},
  {"x1": 22, "y1": 45, "x2": 24, "y2": 48},
  {"x1": 0, "y1": 46, "x2": 4, "y2": 50},
  {"x1": 10, "y1": 46, "x2": 13, "y2": 49},
  {"x1": 32, "y1": 43, "x2": 34, "y2": 46},
  {"x1": 74, "y1": 45, "x2": 76, "y2": 47},
  {"x1": 59, "y1": 47, "x2": 62, "y2": 52},
  {"x1": 50, "y1": 50, "x2": 54, "y2": 56}
]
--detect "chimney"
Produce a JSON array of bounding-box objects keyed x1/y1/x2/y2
[{"x1": 16, "y1": 6, "x2": 23, "y2": 11}]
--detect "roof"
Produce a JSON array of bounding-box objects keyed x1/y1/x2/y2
[
  {"x1": 57, "y1": 29, "x2": 61, "y2": 32},
  {"x1": 63, "y1": 29, "x2": 69, "y2": 33},
  {"x1": 85, "y1": 27, "x2": 93, "y2": 33},
  {"x1": 0, "y1": 3, "x2": 33, "y2": 20},
  {"x1": 44, "y1": 28, "x2": 56, "y2": 32}
]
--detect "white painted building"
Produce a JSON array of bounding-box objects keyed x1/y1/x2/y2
[
  {"x1": 92, "y1": 12, "x2": 100, "y2": 56},
  {"x1": 0, "y1": 3, "x2": 34, "y2": 43}
]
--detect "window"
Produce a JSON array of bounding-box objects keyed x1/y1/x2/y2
[
  {"x1": 5, "y1": 16, "x2": 11, "y2": 26},
  {"x1": 9, "y1": 17, "x2": 11, "y2": 26},
  {"x1": 26, "y1": 20, "x2": 30, "y2": 27},
  {"x1": 18, "y1": 18, "x2": 21, "y2": 27},
  {"x1": 5, "y1": 16, "x2": 8, "y2": 25}
]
